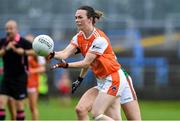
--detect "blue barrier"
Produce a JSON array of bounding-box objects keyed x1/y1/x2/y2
[{"x1": 118, "y1": 57, "x2": 169, "y2": 88}]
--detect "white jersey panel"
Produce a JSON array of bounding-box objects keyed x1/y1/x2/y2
[
  {"x1": 71, "y1": 34, "x2": 78, "y2": 47},
  {"x1": 38, "y1": 56, "x2": 46, "y2": 65},
  {"x1": 89, "y1": 37, "x2": 108, "y2": 55}
]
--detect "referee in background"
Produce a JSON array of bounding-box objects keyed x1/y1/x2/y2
[{"x1": 0, "y1": 20, "x2": 36, "y2": 120}]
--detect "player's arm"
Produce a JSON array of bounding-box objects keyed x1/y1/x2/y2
[
  {"x1": 68, "y1": 52, "x2": 96, "y2": 68},
  {"x1": 54, "y1": 44, "x2": 77, "y2": 60},
  {"x1": 51, "y1": 52, "x2": 96, "y2": 69},
  {"x1": 79, "y1": 67, "x2": 89, "y2": 78}
]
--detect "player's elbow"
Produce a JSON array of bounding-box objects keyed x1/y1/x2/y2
[{"x1": 82, "y1": 61, "x2": 91, "y2": 68}]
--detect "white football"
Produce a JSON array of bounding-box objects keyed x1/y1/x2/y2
[{"x1": 32, "y1": 35, "x2": 54, "y2": 56}]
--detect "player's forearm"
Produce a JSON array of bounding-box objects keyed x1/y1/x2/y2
[
  {"x1": 54, "y1": 51, "x2": 70, "y2": 60},
  {"x1": 68, "y1": 60, "x2": 91, "y2": 68},
  {"x1": 79, "y1": 67, "x2": 89, "y2": 78},
  {"x1": 68, "y1": 52, "x2": 96, "y2": 68},
  {"x1": 54, "y1": 44, "x2": 76, "y2": 60}
]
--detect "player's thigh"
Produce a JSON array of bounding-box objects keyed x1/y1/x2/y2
[
  {"x1": 121, "y1": 100, "x2": 141, "y2": 120},
  {"x1": 120, "y1": 75, "x2": 141, "y2": 120},
  {"x1": 76, "y1": 87, "x2": 98, "y2": 112},
  {"x1": 91, "y1": 92, "x2": 119, "y2": 116},
  {"x1": 105, "y1": 97, "x2": 121, "y2": 120}
]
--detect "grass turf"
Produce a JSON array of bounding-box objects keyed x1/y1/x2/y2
[{"x1": 6, "y1": 98, "x2": 180, "y2": 120}]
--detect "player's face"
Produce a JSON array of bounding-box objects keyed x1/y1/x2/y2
[{"x1": 75, "y1": 10, "x2": 92, "y2": 31}]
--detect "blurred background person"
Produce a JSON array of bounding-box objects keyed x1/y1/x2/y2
[
  {"x1": 25, "y1": 34, "x2": 46, "y2": 120},
  {"x1": 0, "y1": 37, "x2": 16, "y2": 120},
  {"x1": 0, "y1": 20, "x2": 35, "y2": 120},
  {"x1": 57, "y1": 70, "x2": 71, "y2": 106}
]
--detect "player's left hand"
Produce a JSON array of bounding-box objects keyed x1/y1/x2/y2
[{"x1": 51, "y1": 61, "x2": 68, "y2": 69}]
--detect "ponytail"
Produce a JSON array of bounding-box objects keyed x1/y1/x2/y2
[{"x1": 78, "y1": 6, "x2": 103, "y2": 25}]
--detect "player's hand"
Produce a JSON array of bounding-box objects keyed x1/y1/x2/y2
[
  {"x1": 46, "y1": 51, "x2": 55, "y2": 63},
  {"x1": 72, "y1": 77, "x2": 83, "y2": 94},
  {"x1": 51, "y1": 61, "x2": 68, "y2": 70}
]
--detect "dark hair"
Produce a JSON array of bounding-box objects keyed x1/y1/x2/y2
[{"x1": 78, "y1": 6, "x2": 103, "y2": 25}]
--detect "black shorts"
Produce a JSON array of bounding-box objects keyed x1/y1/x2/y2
[{"x1": 0, "y1": 74, "x2": 27, "y2": 100}]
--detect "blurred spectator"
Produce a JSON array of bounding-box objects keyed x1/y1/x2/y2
[
  {"x1": 25, "y1": 34, "x2": 46, "y2": 120},
  {"x1": 57, "y1": 70, "x2": 71, "y2": 106}
]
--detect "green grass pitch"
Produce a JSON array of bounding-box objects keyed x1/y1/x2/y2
[{"x1": 6, "y1": 98, "x2": 180, "y2": 120}]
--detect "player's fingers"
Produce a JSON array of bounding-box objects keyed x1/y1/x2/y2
[
  {"x1": 50, "y1": 63, "x2": 60, "y2": 70},
  {"x1": 46, "y1": 51, "x2": 55, "y2": 63}
]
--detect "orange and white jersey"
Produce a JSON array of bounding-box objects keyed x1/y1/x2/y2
[
  {"x1": 27, "y1": 56, "x2": 39, "y2": 89},
  {"x1": 71, "y1": 28, "x2": 120, "y2": 78}
]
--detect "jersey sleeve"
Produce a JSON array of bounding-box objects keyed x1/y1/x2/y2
[
  {"x1": 70, "y1": 34, "x2": 78, "y2": 47},
  {"x1": 89, "y1": 37, "x2": 108, "y2": 55}
]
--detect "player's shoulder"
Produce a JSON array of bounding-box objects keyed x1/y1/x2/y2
[
  {"x1": 94, "y1": 29, "x2": 108, "y2": 41},
  {"x1": 95, "y1": 28, "x2": 106, "y2": 36},
  {"x1": 72, "y1": 31, "x2": 83, "y2": 40}
]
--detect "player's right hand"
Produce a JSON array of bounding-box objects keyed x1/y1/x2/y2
[
  {"x1": 46, "y1": 51, "x2": 55, "y2": 63},
  {"x1": 72, "y1": 77, "x2": 83, "y2": 94}
]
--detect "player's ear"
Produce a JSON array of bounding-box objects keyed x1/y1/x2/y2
[{"x1": 89, "y1": 17, "x2": 93, "y2": 24}]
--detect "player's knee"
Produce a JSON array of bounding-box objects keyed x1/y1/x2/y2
[{"x1": 75, "y1": 105, "x2": 88, "y2": 115}]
